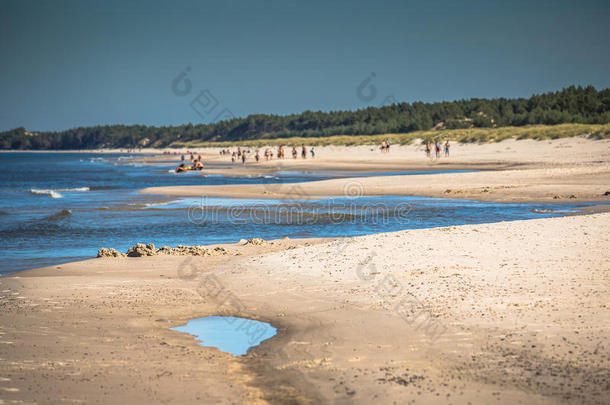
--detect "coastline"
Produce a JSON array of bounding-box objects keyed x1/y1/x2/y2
[
  {"x1": 1, "y1": 213, "x2": 608, "y2": 404},
  {"x1": 141, "y1": 165, "x2": 610, "y2": 204},
  {"x1": 137, "y1": 137, "x2": 610, "y2": 204}
]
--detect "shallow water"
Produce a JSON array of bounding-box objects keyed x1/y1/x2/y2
[
  {"x1": 171, "y1": 316, "x2": 277, "y2": 356},
  {"x1": 0, "y1": 153, "x2": 602, "y2": 274}
]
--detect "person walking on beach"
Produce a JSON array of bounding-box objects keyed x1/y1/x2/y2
[
  {"x1": 241, "y1": 152, "x2": 247, "y2": 164},
  {"x1": 386, "y1": 138, "x2": 391, "y2": 152},
  {"x1": 425, "y1": 142, "x2": 431, "y2": 158},
  {"x1": 301, "y1": 144, "x2": 307, "y2": 159},
  {"x1": 435, "y1": 140, "x2": 441, "y2": 158},
  {"x1": 445, "y1": 140, "x2": 450, "y2": 157},
  {"x1": 310, "y1": 147, "x2": 315, "y2": 158},
  {"x1": 231, "y1": 151, "x2": 236, "y2": 164},
  {"x1": 255, "y1": 150, "x2": 260, "y2": 163},
  {"x1": 292, "y1": 146, "x2": 298, "y2": 159}
]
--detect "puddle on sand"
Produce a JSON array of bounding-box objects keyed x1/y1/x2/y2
[{"x1": 171, "y1": 316, "x2": 277, "y2": 356}]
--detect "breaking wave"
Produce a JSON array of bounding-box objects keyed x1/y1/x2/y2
[
  {"x1": 30, "y1": 189, "x2": 63, "y2": 198},
  {"x1": 30, "y1": 187, "x2": 91, "y2": 198}
]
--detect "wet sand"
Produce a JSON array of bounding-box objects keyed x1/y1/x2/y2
[
  {"x1": 142, "y1": 137, "x2": 610, "y2": 203},
  {"x1": 1, "y1": 214, "x2": 608, "y2": 404}
]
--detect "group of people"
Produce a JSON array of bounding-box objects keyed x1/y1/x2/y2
[
  {"x1": 380, "y1": 138, "x2": 392, "y2": 152},
  {"x1": 173, "y1": 139, "x2": 450, "y2": 172},
  {"x1": 230, "y1": 147, "x2": 251, "y2": 164},
  {"x1": 425, "y1": 140, "x2": 450, "y2": 158},
  {"x1": 228, "y1": 144, "x2": 315, "y2": 164},
  {"x1": 175, "y1": 152, "x2": 203, "y2": 172}
]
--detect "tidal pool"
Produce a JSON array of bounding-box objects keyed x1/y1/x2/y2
[{"x1": 171, "y1": 316, "x2": 277, "y2": 356}]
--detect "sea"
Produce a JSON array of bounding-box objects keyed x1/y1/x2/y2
[{"x1": 0, "y1": 152, "x2": 599, "y2": 275}]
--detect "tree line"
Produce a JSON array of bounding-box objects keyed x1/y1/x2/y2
[{"x1": 2, "y1": 85, "x2": 609, "y2": 149}]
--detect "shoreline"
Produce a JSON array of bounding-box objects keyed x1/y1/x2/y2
[
  {"x1": 135, "y1": 137, "x2": 610, "y2": 204},
  {"x1": 141, "y1": 165, "x2": 610, "y2": 204},
  {"x1": 2, "y1": 213, "x2": 608, "y2": 403}
]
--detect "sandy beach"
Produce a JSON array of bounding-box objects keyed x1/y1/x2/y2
[
  {"x1": 1, "y1": 137, "x2": 610, "y2": 404},
  {"x1": 141, "y1": 137, "x2": 610, "y2": 204},
  {"x1": 1, "y1": 212, "x2": 608, "y2": 404},
  {"x1": 3, "y1": 0, "x2": 609, "y2": 403}
]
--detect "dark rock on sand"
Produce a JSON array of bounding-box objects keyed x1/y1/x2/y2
[
  {"x1": 127, "y1": 243, "x2": 157, "y2": 257},
  {"x1": 97, "y1": 248, "x2": 126, "y2": 258},
  {"x1": 98, "y1": 243, "x2": 232, "y2": 258},
  {"x1": 156, "y1": 245, "x2": 228, "y2": 256},
  {"x1": 240, "y1": 237, "x2": 267, "y2": 246}
]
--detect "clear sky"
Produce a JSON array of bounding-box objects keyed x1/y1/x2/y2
[{"x1": 1, "y1": 0, "x2": 609, "y2": 132}]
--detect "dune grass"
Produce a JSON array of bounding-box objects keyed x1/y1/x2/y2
[{"x1": 169, "y1": 123, "x2": 609, "y2": 148}]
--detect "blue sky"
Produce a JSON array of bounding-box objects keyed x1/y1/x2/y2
[{"x1": 1, "y1": 0, "x2": 608, "y2": 131}]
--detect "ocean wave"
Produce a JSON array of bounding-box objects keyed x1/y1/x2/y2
[
  {"x1": 57, "y1": 187, "x2": 90, "y2": 192},
  {"x1": 30, "y1": 189, "x2": 63, "y2": 198},
  {"x1": 29, "y1": 187, "x2": 91, "y2": 198},
  {"x1": 143, "y1": 200, "x2": 176, "y2": 208}
]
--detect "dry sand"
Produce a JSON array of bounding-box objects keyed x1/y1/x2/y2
[
  {"x1": 141, "y1": 137, "x2": 610, "y2": 203},
  {"x1": 1, "y1": 214, "x2": 609, "y2": 404}
]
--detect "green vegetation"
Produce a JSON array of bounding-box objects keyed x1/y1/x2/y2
[
  {"x1": 1, "y1": 86, "x2": 609, "y2": 150},
  {"x1": 171, "y1": 123, "x2": 610, "y2": 148}
]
